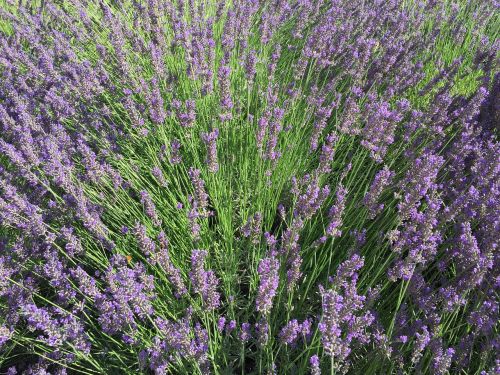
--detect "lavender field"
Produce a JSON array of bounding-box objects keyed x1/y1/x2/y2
[{"x1": 0, "y1": 0, "x2": 499, "y2": 374}]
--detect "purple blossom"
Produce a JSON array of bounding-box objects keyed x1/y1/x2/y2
[
  {"x1": 240, "y1": 322, "x2": 252, "y2": 342},
  {"x1": 291, "y1": 175, "x2": 331, "y2": 220},
  {"x1": 139, "y1": 190, "x2": 161, "y2": 227},
  {"x1": 310, "y1": 101, "x2": 335, "y2": 152},
  {"x1": 363, "y1": 166, "x2": 395, "y2": 219},
  {"x1": 0, "y1": 325, "x2": 12, "y2": 348},
  {"x1": 245, "y1": 50, "x2": 257, "y2": 82},
  {"x1": 188, "y1": 168, "x2": 209, "y2": 217},
  {"x1": 338, "y1": 96, "x2": 361, "y2": 135},
  {"x1": 310, "y1": 355, "x2": 321, "y2": 375},
  {"x1": 279, "y1": 318, "x2": 312, "y2": 346},
  {"x1": 360, "y1": 100, "x2": 403, "y2": 162},
  {"x1": 190, "y1": 250, "x2": 220, "y2": 310},
  {"x1": 411, "y1": 326, "x2": 431, "y2": 364},
  {"x1": 142, "y1": 78, "x2": 166, "y2": 125},
  {"x1": 133, "y1": 222, "x2": 156, "y2": 256},
  {"x1": 151, "y1": 313, "x2": 210, "y2": 371},
  {"x1": 217, "y1": 317, "x2": 226, "y2": 333},
  {"x1": 242, "y1": 212, "x2": 262, "y2": 244},
  {"x1": 388, "y1": 194, "x2": 442, "y2": 281},
  {"x1": 218, "y1": 64, "x2": 233, "y2": 121},
  {"x1": 96, "y1": 255, "x2": 155, "y2": 334},
  {"x1": 433, "y1": 346, "x2": 455, "y2": 375},
  {"x1": 152, "y1": 166, "x2": 168, "y2": 187},
  {"x1": 397, "y1": 152, "x2": 444, "y2": 221},
  {"x1": 188, "y1": 196, "x2": 202, "y2": 241},
  {"x1": 170, "y1": 139, "x2": 183, "y2": 165},
  {"x1": 325, "y1": 185, "x2": 348, "y2": 238},
  {"x1": 256, "y1": 257, "x2": 280, "y2": 314},
  {"x1": 279, "y1": 319, "x2": 301, "y2": 345},
  {"x1": 59, "y1": 226, "x2": 84, "y2": 256},
  {"x1": 317, "y1": 132, "x2": 338, "y2": 174},
  {"x1": 0, "y1": 0, "x2": 498, "y2": 372},
  {"x1": 318, "y1": 255, "x2": 373, "y2": 368},
  {"x1": 255, "y1": 319, "x2": 269, "y2": 346},
  {"x1": 201, "y1": 129, "x2": 219, "y2": 173},
  {"x1": 264, "y1": 107, "x2": 284, "y2": 162},
  {"x1": 22, "y1": 304, "x2": 90, "y2": 353},
  {"x1": 172, "y1": 99, "x2": 196, "y2": 128},
  {"x1": 226, "y1": 320, "x2": 237, "y2": 334},
  {"x1": 151, "y1": 231, "x2": 188, "y2": 297}
]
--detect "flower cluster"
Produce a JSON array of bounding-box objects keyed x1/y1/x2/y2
[{"x1": 0, "y1": 0, "x2": 498, "y2": 373}]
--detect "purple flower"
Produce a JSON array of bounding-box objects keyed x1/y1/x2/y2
[
  {"x1": 201, "y1": 129, "x2": 219, "y2": 173},
  {"x1": 468, "y1": 298, "x2": 498, "y2": 335},
  {"x1": 141, "y1": 78, "x2": 166, "y2": 125},
  {"x1": 338, "y1": 96, "x2": 361, "y2": 135},
  {"x1": 217, "y1": 317, "x2": 226, "y2": 333},
  {"x1": 325, "y1": 185, "x2": 347, "y2": 238},
  {"x1": 151, "y1": 231, "x2": 188, "y2": 297},
  {"x1": 363, "y1": 166, "x2": 394, "y2": 219},
  {"x1": 255, "y1": 319, "x2": 269, "y2": 346},
  {"x1": 0, "y1": 325, "x2": 12, "y2": 348},
  {"x1": 96, "y1": 255, "x2": 155, "y2": 334},
  {"x1": 139, "y1": 190, "x2": 161, "y2": 227},
  {"x1": 318, "y1": 255, "x2": 373, "y2": 367},
  {"x1": 187, "y1": 196, "x2": 202, "y2": 241},
  {"x1": 278, "y1": 318, "x2": 313, "y2": 347},
  {"x1": 170, "y1": 139, "x2": 183, "y2": 165},
  {"x1": 242, "y1": 212, "x2": 262, "y2": 244},
  {"x1": 70, "y1": 266, "x2": 101, "y2": 299},
  {"x1": 317, "y1": 132, "x2": 338, "y2": 174},
  {"x1": 310, "y1": 355, "x2": 321, "y2": 375},
  {"x1": 310, "y1": 100, "x2": 336, "y2": 152},
  {"x1": 22, "y1": 304, "x2": 90, "y2": 353},
  {"x1": 190, "y1": 250, "x2": 220, "y2": 310},
  {"x1": 152, "y1": 166, "x2": 168, "y2": 187},
  {"x1": 133, "y1": 222, "x2": 156, "y2": 256},
  {"x1": 59, "y1": 226, "x2": 84, "y2": 256},
  {"x1": 388, "y1": 194, "x2": 442, "y2": 281},
  {"x1": 411, "y1": 326, "x2": 431, "y2": 364},
  {"x1": 397, "y1": 151, "x2": 444, "y2": 221},
  {"x1": 218, "y1": 64, "x2": 233, "y2": 121},
  {"x1": 256, "y1": 257, "x2": 280, "y2": 314},
  {"x1": 226, "y1": 320, "x2": 237, "y2": 334},
  {"x1": 280, "y1": 220, "x2": 304, "y2": 289},
  {"x1": 245, "y1": 50, "x2": 257, "y2": 81},
  {"x1": 291, "y1": 175, "x2": 330, "y2": 220},
  {"x1": 240, "y1": 322, "x2": 252, "y2": 342},
  {"x1": 360, "y1": 100, "x2": 403, "y2": 162},
  {"x1": 0, "y1": 0, "x2": 498, "y2": 371},
  {"x1": 433, "y1": 347, "x2": 455, "y2": 375},
  {"x1": 264, "y1": 107, "x2": 284, "y2": 162},
  {"x1": 279, "y1": 319, "x2": 301, "y2": 345},
  {"x1": 188, "y1": 168, "x2": 209, "y2": 217},
  {"x1": 172, "y1": 99, "x2": 196, "y2": 128},
  {"x1": 151, "y1": 313, "x2": 210, "y2": 370}
]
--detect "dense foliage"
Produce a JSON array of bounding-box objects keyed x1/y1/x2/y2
[{"x1": 0, "y1": 0, "x2": 499, "y2": 374}]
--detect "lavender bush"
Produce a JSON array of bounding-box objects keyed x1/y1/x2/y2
[{"x1": 0, "y1": 0, "x2": 499, "y2": 374}]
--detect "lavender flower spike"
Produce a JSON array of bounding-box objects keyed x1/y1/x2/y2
[
  {"x1": 256, "y1": 257, "x2": 280, "y2": 314},
  {"x1": 201, "y1": 129, "x2": 219, "y2": 173},
  {"x1": 190, "y1": 249, "x2": 220, "y2": 310},
  {"x1": 363, "y1": 166, "x2": 394, "y2": 219},
  {"x1": 326, "y1": 185, "x2": 348, "y2": 238}
]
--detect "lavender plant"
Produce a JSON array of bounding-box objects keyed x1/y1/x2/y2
[{"x1": 0, "y1": 0, "x2": 499, "y2": 374}]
